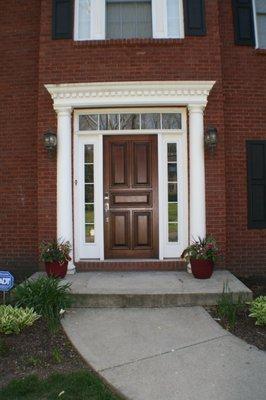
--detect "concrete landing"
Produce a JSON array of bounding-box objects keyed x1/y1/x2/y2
[
  {"x1": 60, "y1": 270, "x2": 252, "y2": 307},
  {"x1": 62, "y1": 307, "x2": 266, "y2": 400}
]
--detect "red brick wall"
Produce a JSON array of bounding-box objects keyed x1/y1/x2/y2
[
  {"x1": 219, "y1": 0, "x2": 266, "y2": 276},
  {"x1": 1, "y1": 0, "x2": 265, "y2": 276},
  {"x1": 0, "y1": 1, "x2": 41, "y2": 275}
]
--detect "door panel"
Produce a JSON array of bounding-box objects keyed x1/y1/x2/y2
[{"x1": 104, "y1": 135, "x2": 158, "y2": 259}]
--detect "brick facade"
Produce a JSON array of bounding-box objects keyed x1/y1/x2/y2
[{"x1": 1, "y1": 0, "x2": 265, "y2": 276}]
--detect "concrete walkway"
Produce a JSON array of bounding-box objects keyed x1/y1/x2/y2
[{"x1": 62, "y1": 307, "x2": 266, "y2": 400}]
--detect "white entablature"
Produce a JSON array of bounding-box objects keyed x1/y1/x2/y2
[{"x1": 45, "y1": 81, "x2": 215, "y2": 110}]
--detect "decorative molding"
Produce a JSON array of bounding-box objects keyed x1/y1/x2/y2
[{"x1": 45, "y1": 81, "x2": 215, "y2": 109}]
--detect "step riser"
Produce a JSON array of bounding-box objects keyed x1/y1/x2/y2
[
  {"x1": 71, "y1": 291, "x2": 252, "y2": 308},
  {"x1": 76, "y1": 260, "x2": 186, "y2": 272}
]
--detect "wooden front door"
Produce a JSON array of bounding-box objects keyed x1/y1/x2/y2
[{"x1": 104, "y1": 135, "x2": 159, "y2": 259}]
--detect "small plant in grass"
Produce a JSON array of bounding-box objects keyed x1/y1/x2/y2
[
  {"x1": 23, "y1": 355, "x2": 43, "y2": 368},
  {"x1": 0, "y1": 305, "x2": 40, "y2": 335},
  {"x1": 248, "y1": 296, "x2": 266, "y2": 326},
  {"x1": 12, "y1": 276, "x2": 72, "y2": 331},
  {"x1": 51, "y1": 347, "x2": 63, "y2": 364},
  {"x1": 217, "y1": 281, "x2": 245, "y2": 330}
]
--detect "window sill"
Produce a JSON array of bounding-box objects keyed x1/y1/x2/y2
[
  {"x1": 72, "y1": 37, "x2": 185, "y2": 48},
  {"x1": 254, "y1": 49, "x2": 266, "y2": 55}
]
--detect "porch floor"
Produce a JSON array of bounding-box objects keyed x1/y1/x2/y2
[{"x1": 33, "y1": 270, "x2": 252, "y2": 307}]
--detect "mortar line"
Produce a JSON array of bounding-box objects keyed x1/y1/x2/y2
[{"x1": 99, "y1": 333, "x2": 229, "y2": 372}]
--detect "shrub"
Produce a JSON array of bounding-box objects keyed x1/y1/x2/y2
[
  {"x1": 248, "y1": 296, "x2": 266, "y2": 326},
  {"x1": 0, "y1": 305, "x2": 40, "y2": 335},
  {"x1": 217, "y1": 282, "x2": 245, "y2": 330},
  {"x1": 12, "y1": 276, "x2": 72, "y2": 331}
]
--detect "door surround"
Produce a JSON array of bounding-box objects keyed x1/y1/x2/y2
[
  {"x1": 73, "y1": 107, "x2": 188, "y2": 261},
  {"x1": 45, "y1": 81, "x2": 216, "y2": 272}
]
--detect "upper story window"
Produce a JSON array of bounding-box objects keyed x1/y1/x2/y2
[
  {"x1": 74, "y1": 0, "x2": 184, "y2": 40},
  {"x1": 253, "y1": 0, "x2": 266, "y2": 49}
]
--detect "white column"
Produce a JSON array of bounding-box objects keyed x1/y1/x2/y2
[
  {"x1": 56, "y1": 106, "x2": 75, "y2": 273},
  {"x1": 188, "y1": 104, "x2": 206, "y2": 243}
]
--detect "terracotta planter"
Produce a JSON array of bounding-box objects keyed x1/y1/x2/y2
[
  {"x1": 45, "y1": 261, "x2": 68, "y2": 279},
  {"x1": 190, "y1": 259, "x2": 214, "y2": 279}
]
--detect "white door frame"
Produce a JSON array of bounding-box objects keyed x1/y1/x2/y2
[{"x1": 73, "y1": 107, "x2": 188, "y2": 261}]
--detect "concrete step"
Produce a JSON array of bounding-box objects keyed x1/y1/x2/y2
[{"x1": 59, "y1": 270, "x2": 252, "y2": 308}]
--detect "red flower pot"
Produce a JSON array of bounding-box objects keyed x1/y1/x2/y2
[
  {"x1": 190, "y1": 259, "x2": 214, "y2": 279},
  {"x1": 45, "y1": 261, "x2": 68, "y2": 279}
]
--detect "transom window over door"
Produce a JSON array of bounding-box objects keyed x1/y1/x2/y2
[{"x1": 74, "y1": 0, "x2": 184, "y2": 40}]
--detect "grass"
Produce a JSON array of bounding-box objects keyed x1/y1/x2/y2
[{"x1": 0, "y1": 370, "x2": 122, "y2": 400}]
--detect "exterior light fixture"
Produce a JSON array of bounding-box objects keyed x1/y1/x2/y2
[
  {"x1": 43, "y1": 131, "x2": 57, "y2": 154},
  {"x1": 205, "y1": 126, "x2": 218, "y2": 153}
]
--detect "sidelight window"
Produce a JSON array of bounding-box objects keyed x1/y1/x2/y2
[
  {"x1": 84, "y1": 144, "x2": 95, "y2": 242},
  {"x1": 167, "y1": 143, "x2": 178, "y2": 242}
]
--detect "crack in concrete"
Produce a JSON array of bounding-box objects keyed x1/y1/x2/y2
[{"x1": 99, "y1": 333, "x2": 230, "y2": 372}]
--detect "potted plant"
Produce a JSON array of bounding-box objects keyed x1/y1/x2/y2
[
  {"x1": 40, "y1": 239, "x2": 71, "y2": 279},
  {"x1": 181, "y1": 236, "x2": 218, "y2": 279}
]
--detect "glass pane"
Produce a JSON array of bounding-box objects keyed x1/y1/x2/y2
[
  {"x1": 120, "y1": 114, "x2": 140, "y2": 129},
  {"x1": 85, "y1": 184, "x2": 94, "y2": 203},
  {"x1": 168, "y1": 163, "x2": 177, "y2": 182},
  {"x1": 85, "y1": 224, "x2": 95, "y2": 243},
  {"x1": 167, "y1": 143, "x2": 177, "y2": 162},
  {"x1": 80, "y1": 115, "x2": 98, "y2": 130},
  {"x1": 168, "y1": 203, "x2": 178, "y2": 222},
  {"x1": 85, "y1": 204, "x2": 94, "y2": 223},
  {"x1": 167, "y1": 0, "x2": 180, "y2": 38},
  {"x1": 168, "y1": 183, "x2": 177, "y2": 202},
  {"x1": 78, "y1": 0, "x2": 91, "y2": 40},
  {"x1": 99, "y1": 114, "x2": 108, "y2": 130},
  {"x1": 141, "y1": 113, "x2": 160, "y2": 129},
  {"x1": 85, "y1": 164, "x2": 94, "y2": 183},
  {"x1": 257, "y1": 14, "x2": 266, "y2": 49},
  {"x1": 108, "y1": 114, "x2": 119, "y2": 130},
  {"x1": 85, "y1": 145, "x2": 93, "y2": 163},
  {"x1": 162, "y1": 113, "x2": 182, "y2": 129},
  {"x1": 256, "y1": 0, "x2": 266, "y2": 13},
  {"x1": 106, "y1": 1, "x2": 152, "y2": 39},
  {"x1": 168, "y1": 223, "x2": 178, "y2": 242}
]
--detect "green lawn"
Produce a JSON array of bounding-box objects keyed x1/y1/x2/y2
[{"x1": 0, "y1": 371, "x2": 122, "y2": 400}]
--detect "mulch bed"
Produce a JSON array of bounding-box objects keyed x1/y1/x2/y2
[
  {"x1": 0, "y1": 319, "x2": 87, "y2": 388},
  {"x1": 206, "y1": 275, "x2": 266, "y2": 351}
]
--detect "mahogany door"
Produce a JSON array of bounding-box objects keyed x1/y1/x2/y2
[{"x1": 104, "y1": 135, "x2": 159, "y2": 259}]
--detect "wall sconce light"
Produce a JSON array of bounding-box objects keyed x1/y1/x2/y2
[
  {"x1": 205, "y1": 126, "x2": 218, "y2": 153},
  {"x1": 43, "y1": 131, "x2": 57, "y2": 154}
]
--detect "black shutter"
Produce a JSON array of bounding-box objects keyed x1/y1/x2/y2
[
  {"x1": 247, "y1": 141, "x2": 266, "y2": 229},
  {"x1": 52, "y1": 0, "x2": 73, "y2": 39},
  {"x1": 184, "y1": 0, "x2": 206, "y2": 36},
  {"x1": 232, "y1": 0, "x2": 255, "y2": 45}
]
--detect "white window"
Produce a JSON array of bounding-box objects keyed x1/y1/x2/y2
[
  {"x1": 74, "y1": 0, "x2": 184, "y2": 40},
  {"x1": 253, "y1": 0, "x2": 266, "y2": 49}
]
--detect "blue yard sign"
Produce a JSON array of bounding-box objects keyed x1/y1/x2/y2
[{"x1": 0, "y1": 271, "x2": 14, "y2": 292}]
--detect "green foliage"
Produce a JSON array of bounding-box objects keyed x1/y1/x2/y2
[
  {"x1": 0, "y1": 371, "x2": 122, "y2": 400},
  {"x1": 217, "y1": 282, "x2": 245, "y2": 330},
  {"x1": 51, "y1": 347, "x2": 63, "y2": 364},
  {"x1": 181, "y1": 235, "x2": 219, "y2": 262},
  {"x1": 248, "y1": 296, "x2": 266, "y2": 326},
  {"x1": 23, "y1": 356, "x2": 42, "y2": 368},
  {"x1": 0, "y1": 305, "x2": 40, "y2": 335},
  {"x1": 12, "y1": 277, "x2": 72, "y2": 331},
  {"x1": 40, "y1": 239, "x2": 71, "y2": 263},
  {"x1": 0, "y1": 337, "x2": 9, "y2": 357}
]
